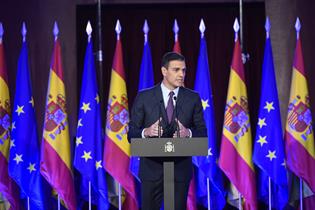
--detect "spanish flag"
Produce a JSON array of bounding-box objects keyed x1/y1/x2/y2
[
  {"x1": 104, "y1": 21, "x2": 138, "y2": 210},
  {"x1": 0, "y1": 25, "x2": 20, "y2": 210},
  {"x1": 285, "y1": 19, "x2": 315, "y2": 194},
  {"x1": 219, "y1": 20, "x2": 257, "y2": 210},
  {"x1": 40, "y1": 25, "x2": 76, "y2": 210}
]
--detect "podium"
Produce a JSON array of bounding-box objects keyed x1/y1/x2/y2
[{"x1": 131, "y1": 137, "x2": 208, "y2": 210}]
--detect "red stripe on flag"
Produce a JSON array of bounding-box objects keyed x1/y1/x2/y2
[
  {"x1": 285, "y1": 131, "x2": 315, "y2": 192},
  {"x1": 219, "y1": 135, "x2": 257, "y2": 210},
  {"x1": 50, "y1": 40, "x2": 64, "y2": 80},
  {"x1": 40, "y1": 139, "x2": 76, "y2": 210},
  {"x1": 104, "y1": 136, "x2": 138, "y2": 209},
  {"x1": 293, "y1": 39, "x2": 305, "y2": 76},
  {"x1": 112, "y1": 40, "x2": 126, "y2": 80},
  {"x1": 0, "y1": 153, "x2": 20, "y2": 210},
  {"x1": 231, "y1": 39, "x2": 245, "y2": 82}
]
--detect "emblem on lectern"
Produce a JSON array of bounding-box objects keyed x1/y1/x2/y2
[{"x1": 164, "y1": 141, "x2": 174, "y2": 153}]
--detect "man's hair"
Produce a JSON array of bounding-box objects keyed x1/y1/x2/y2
[{"x1": 161, "y1": 51, "x2": 185, "y2": 69}]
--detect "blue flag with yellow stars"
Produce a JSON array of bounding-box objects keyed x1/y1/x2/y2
[
  {"x1": 193, "y1": 35, "x2": 226, "y2": 210},
  {"x1": 73, "y1": 35, "x2": 109, "y2": 210},
  {"x1": 8, "y1": 38, "x2": 47, "y2": 210},
  {"x1": 253, "y1": 32, "x2": 289, "y2": 209}
]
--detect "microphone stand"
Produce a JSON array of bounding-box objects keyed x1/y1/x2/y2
[{"x1": 174, "y1": 96, "x2": 180, "y2": 138}]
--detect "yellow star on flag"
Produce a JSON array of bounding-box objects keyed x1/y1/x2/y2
[
  {"x1": 257, "y1": 135, "x2": 268, "y2": 147},
  {"x1": 95, "y1": 94, "x2": 100, "y2": 104},
  {"x1": 81, "y1": 102, "x2": 91, "y2": 113},
  {"x1": 95, "y1": 160, "x2": 102, "y2": 170},
  {"x1": 81, "y1": 151, "x2": 92, "y2": 162},
  {"x1": 266, "y1": 150, "x2": 277, "y2": 161},
  {"x1": 14, "y1": 154, "x2": 23, "y2": 164},
  {"x1": 10, "y1": 139, "x2": 16, "y2": 149},
  {"x1": 257, "y1": 118, "x2": 267, "y2": 129},
  {"x1": 27, "y1": 163, "x2": 36, "y2": 173},
  {"x1": 11, "y1": 121, "x2": 16, "y2": 130},
  {"x1": 16, "y1": 105, "x2": 25, "y2": 116},
  {"x1": 77, "y1": 118, "x2": 83, "y2": 127},
  {"x1": 29, "y1": 97, "x2": 34, "y2": 107},
  {"x1": 264, "y1": 101, "x2": 275, "y2": 113},
  {"x1": 201, "y1": 99, "x2": 210, "y2": 111},
  {"x1": 76, "y1": 136, "x2": 83, "y2": 147}
]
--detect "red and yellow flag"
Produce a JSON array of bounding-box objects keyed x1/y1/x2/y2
[
  {"x1": 219, "y1": 37, "x2": 257, "y2": 210},
  {"x1": 0, "y1": 34, "x2": 20, "y2": 210},
  {"x1": 285, "y1": 34, "x2": 315, "y2": 193},
  {"x1": 40, "y1": 38, "x2": 76, "y2": 210},
  {"x1": 104, "y1": 37, "x2": 138, "y2": 210}
]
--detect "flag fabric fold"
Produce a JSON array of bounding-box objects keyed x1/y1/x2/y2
[
  {"x1": 219, "y1": 37, "x2": 257, "y2": 210},
  {"x1": 130, "y1": 39, "x2": 154, "y2": 180},
  {"x1": 103, "y1": 37, "x2": 138, "y2": 210},
  {"x1": 74, "y1": 38, "x2": 109, "y2": 209},
  {"x1": 8, "y1": 40, "x2": 47, "y2": 210},
  {"x1": 40, "y1": 38, "x2": 76, "y2": 210},
  {"x1": 285, "y1": 33, "x2": 315, "y2": 194},
  {"x1": 193, "y1": 36, "x2": 226, "y2": 210},
  {"x1": 253, "y1": 36, "x2": 289, "y2": 209}
]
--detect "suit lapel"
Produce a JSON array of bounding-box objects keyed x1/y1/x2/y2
[{"x1": 174, "y1": 87, "x2": 185, "y2": 120}]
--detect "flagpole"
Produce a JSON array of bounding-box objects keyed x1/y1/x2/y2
[
  {"x1": 58, "y1": 194, "x2": 60, "y2": 210},
  {"x1": 300, "y1": 178, "x2": 303, "y2": 210},
  {"x1": 89, "y1": 181, "x2": 91, "y2": 210},
  {"x1": 96, "y1": 0, "x2": 104, "y2": 125},
  {"x1": 268, "y1": 177, "x2": 271, "y2": 210},
  {"x1": 27, "y1": 197, "x2": 30, "y2": 210},
  {"x1": 207, "y1": 178, "x2": 211, "y2": 210},
  {"x1": 118, "y1": 183, "x2": 122, "y2": 210},
  {"x1": 238, "y1": 193, "x2": 242, "y2": 210}
]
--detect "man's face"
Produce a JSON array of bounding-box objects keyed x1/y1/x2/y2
[{"x1": 161, "y1": 60, "x2": 186, "y2": 90}]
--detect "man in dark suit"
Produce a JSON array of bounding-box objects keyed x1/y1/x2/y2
[{"x1": 128, "y1": 52, "x2": 206, "y2": 210}]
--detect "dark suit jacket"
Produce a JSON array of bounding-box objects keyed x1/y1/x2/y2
[{"x1": 128, "y1": 84, "x2": 207, "y2": 182}]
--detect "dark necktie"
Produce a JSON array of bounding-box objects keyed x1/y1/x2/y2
[{"x1": 166, "y1": 91, "x2": 174, "y2": 123}]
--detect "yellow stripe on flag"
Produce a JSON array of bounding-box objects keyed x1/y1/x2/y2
[
  {"x1": 223, "y1": 69, "x2": 254, "y2": 169},
  {"x1": 286, "y1": 68, "x2": 315, "y2": 158},
  {"x1": 0, "y1": 77, "x2": 10, "y2": 159},
  {"x1": 106, "y1": 70, "x2": 131, "y2": 156},
  {"x1": 43, "y1": 70, "x2": 72, "y2": 169}
]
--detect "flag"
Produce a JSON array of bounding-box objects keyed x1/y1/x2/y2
[
  {"x1": 0, "y1": 30, "x2": 20, "y2": 210},
  {"x1": 194, "y1": 35, "x2": 226, "y2": 209},
  {"x1": 74, "y1": 35, "x2": 109, "y2": 209},
  {"x1": 8, "y1": 36, "x2": 47, "y2": 210},
  {"x1": 40, "y1": 35, "x2": 76, "y2": 210},
  {"x1": 218, "y1": 31, "x2": 257, "y2": 210},
  {"x1": 130, "y1": 35, "x2": 154, "y2": 180},
  {"x1": 285, "y1": 27, "x2": 315, "y2": 194},
  {"x1": 173, "y1": 39, "x2": 181, "y2": 53},
  {"x1": 103, "y1": 33, "x2": 138, "y2": 210},
  {"x1": 253, "y1": 34, "x2": 289, "y2": 209}
]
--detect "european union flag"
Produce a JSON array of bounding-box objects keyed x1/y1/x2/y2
[
  {"x1": 73, "y1": 34, "x2": 109, "y2": 210},
  {"x1": 253, "y1": 30, "x2": 289, "y2": 209},
  {"x1": 8, "y1": 37, "x2": 47, "y2": 209},
  {"x1": 193, "y1": 35, "x2": 226, "y2": 210},
  {"x1": 130, "y1": 36, "x2": 154, "y2": 180}
]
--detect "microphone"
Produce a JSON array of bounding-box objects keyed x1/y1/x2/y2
[
  {"x1": 158, "y1": 100, "x2": 163, "y2": 138},
  {"x1": 173, "y1": 96, "x2": 180, "y2": 138}
]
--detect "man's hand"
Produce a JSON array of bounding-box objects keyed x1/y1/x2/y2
[
  {"x1": 173, "y1": 119, "x2": 191, "y2": 138},
  {"x1": 143, "y1": 118, "x2": 163, "y2": 137}
]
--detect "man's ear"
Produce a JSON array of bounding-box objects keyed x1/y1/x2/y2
[{"x1": 161, "y1": 66, "x2": 167, "y2": 76}]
